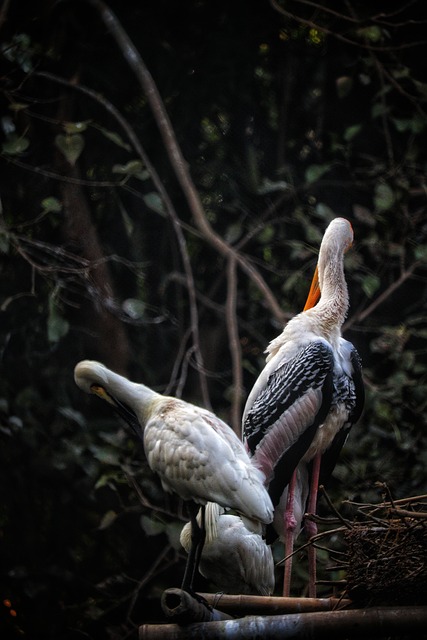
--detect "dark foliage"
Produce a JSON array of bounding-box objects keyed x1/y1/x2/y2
[{"x1": 1, "y1": 1, "x2": 427, "y2": 637}]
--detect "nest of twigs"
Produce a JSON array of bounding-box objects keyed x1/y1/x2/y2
[
  {"x1": 312, "y1": 486, "x2": 427, "y2": 605},
  {"x1": 345, "y1": 517, "x2": 427, "y2": 604},
  {"x1": 342, "y1": 489, "x2": 427, "y2": 605}
]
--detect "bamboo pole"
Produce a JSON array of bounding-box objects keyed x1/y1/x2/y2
[
  {"x1": 161, "y1": 588, "x2": 234, "y2": 623},
  {"x1": 198, "y1": 593, "x2": 351, "y2": 615},
  {"x1": 140, "y1": 606, "x2": 427, "y2": 639}
]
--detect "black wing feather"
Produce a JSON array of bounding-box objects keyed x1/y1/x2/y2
[
  {"x1": 244, "y1": 341, "x2": 334, "y2": 455},
  {"x1": 319, "y1": 345, "x2": 364, "y2": 486}
]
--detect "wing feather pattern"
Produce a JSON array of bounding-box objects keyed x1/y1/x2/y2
[{"x1": 243, "y1": 341, "x2": 334, "y2": 497}]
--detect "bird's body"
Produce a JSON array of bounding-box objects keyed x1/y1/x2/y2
[
  {"x1": 242, "y1": 217, "x2": 364, "y2": 596},
  {"x1": 180, "y1": 502, "x2": 275, "y2": 596},
  {"x1": 74, "y1": 360, "x2": 273, "y2": 593}
]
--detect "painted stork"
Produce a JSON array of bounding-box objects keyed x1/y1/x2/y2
[
  {"x1": 74, "y1": 360, "x2": 273, "y2": 594},
  {"x1": 242, "y1": 217, "x2": 364, "y2": 597},
  {"x1": 180, "y1": 501, "x2": 275, "y2": 596}
]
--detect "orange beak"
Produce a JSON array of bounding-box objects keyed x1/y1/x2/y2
[{"x1": 303, "y1": 264, "x2": 321, "y2": 311}]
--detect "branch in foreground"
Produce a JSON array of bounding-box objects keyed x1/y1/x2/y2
[
  {"x1": 198, "y1": 593, "x2": 351, "y2": 614},
  {"x1": 140, "y1": 605, "x2": 427, "y2": 639}
]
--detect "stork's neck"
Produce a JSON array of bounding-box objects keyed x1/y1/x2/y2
[
  {"x1": 107, "y1": 370, "x2": 160, "y2": 425},
  {"x1": 314, "y1": 249, "x2": 349, "y2": 333}
]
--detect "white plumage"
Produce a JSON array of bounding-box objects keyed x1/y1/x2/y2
[
  {"x1": 243, "y1": 217, "x2": 364, "y2": 597},
  {"x1": 180, "y1": 502, "x2": 275, "y2": 596},
  {"x1": 74, "y1": 360, "x2": 273, "y2": 592}
]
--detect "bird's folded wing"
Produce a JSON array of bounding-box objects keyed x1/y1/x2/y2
[
  {"x1": 144, "y1": 407, "x2": 273, "y2": 521},
  {"x1": 243, "y1": 340, "x2": 334, "y2": 488}
]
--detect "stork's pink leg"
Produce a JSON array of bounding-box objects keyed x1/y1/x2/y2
[
  {"x1": 283, "y1": 469, "x2": 298, "y2": 596},
  {"x1": 305, "y1": 453, "x2": 321, "y2": 598}
]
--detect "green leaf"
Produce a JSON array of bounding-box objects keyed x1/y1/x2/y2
[
  {"x1": 47, "y1": 301, "x2": 70, "y2": 343},
  {"x1": 96, "y1": 125, "x2": 131, "y2": 151},
  {"x1": 8, "y1": 102, "x2": 29, "y2": 112},
  {"x1": 41, "y1": 197, "x2": 62, "y2": 213},
  {"x1": 112, "y1": 160, "x2": 145, "y2": 176},
  {"x1": 63, "y1": 121, "x2": 90, "y2": 135},
  {"x1": 392, "y1": 116, "x2": 426, "y2": 134},
  {"x1": 315, "y1": 202, "x2": 335, "y2": 221},
  {"x1": 123, "y1": 298, "x2": 146, "y2": 320},
  {"x1": 2, "y1": 133, "x2": 30, "y2": 155},
  {"x1": 143, "y1": 192, "x2": 166, "y2": 215},
  {"x1": 336, "y1": 76, "x2": 352, "y2": 99},
  {"x1": 344, "y1": 124, "x2": 362, "y2": 142},
  {"x1": 356, "y1": 26, "x2": 384, "y2": 43},
  {"x1": 0, "y1": 230, "x2": 10, "y2": 254},
  {"x1": 371, "y1": 102, "x2": 388, "y2": 118},
  {"x1": 257, "y1": 225, "x2": 275, "y2": 244},
  {"x1": 98, "y1": 510, "x2": 118, "y2": 530},
  {"x1": 353, "y1": 204, "x2": 376, "y2": 227},
  {"x1": 305, "y1": 164, "x2": 329, "y2": 184},
  {"x1": 54, "y1": 133, "x2": 85, "y2": 166},
  {"x1": 88, "y1": 444, "x2": 120, "y2": 466},
  {"x1": 414, "y1": 244, "x2": 427, "y2": 261},
  {"x1": 374, "y1": 182, "x2": 395, "y2": 211},
  {"x1": 361, "y1": 274, "x2": 381, "y2": 298},
  {"x1": 140, "y1": 514, "x2": 166, "y2": 537},
  {"x1": 165, "y1": 521, "x2": 184, "y2": 550},
  {"x1": 257, "y1": 178, "x2": 290, "y2": 195}
]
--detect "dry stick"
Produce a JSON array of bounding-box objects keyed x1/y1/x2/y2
[
  {"x1": 1, "y1": 154, "x2": 122, "y2": 187},
  {"x1": 318, "y1": 486, "x2": 353, "y2": 530},
  {"x1": 198, "y1": 593, "x2": 351, "y2": 615},
  {"x1": 36, "y1": 71, "x2": 211, "y2": 408},
  {"x1": 276, "y1": 526, "x2": 347, "y2": 566},
  {"x1": 344, "y1": 259, "x2": 421, "y2": 330},
  {"x1": 86, "y1": 0, "x2": 286, "y2": 326},
  {"x1": 226, "y1": 257, "x2": 244, "y2": 435}
]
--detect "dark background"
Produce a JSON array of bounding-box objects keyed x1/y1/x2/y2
[{"x1": 1, "y1": 1, "x2": 427, "y2": 637}]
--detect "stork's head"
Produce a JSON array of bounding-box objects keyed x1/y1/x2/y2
[
  {"x1": 303, "y1": 217, "x2": 353, "y2": 311},
  {"x1": 74, "y1": 360, "x2": 116, "y2": 404},
  {"x1": 74, "y1": 360, "x2": 146, "y2": 440},
  {"x1": 323, "y1": 217, "x2": 354, "y2": 254}
]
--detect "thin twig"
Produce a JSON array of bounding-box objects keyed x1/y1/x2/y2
[
  {"x1": 270, "y1": 0, "x2": 427, "y2": 52},
  {"x1": 344, "y1": 260, "x2": 421, "y2": 329},
  {"x1": 319, "y1": 486, "x2": 353, "y2": 530}
]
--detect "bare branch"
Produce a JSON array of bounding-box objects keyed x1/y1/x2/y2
[
  {"x1": 36, "y1": 70, "x2": 211, "y2": 405},
  {"x1": 345, "y1": 260, "x2": 422, "y2": 329},
  {"x1": 86, "y1": 0, "x2": 286, "y2": 325},
  {"x1": 270, "y1": 0, "x2": 427, "y2": 52}
]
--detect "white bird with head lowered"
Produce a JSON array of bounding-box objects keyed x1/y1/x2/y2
[{"x1": 74, "y1": 360, "x2": 273, "y2": 594}]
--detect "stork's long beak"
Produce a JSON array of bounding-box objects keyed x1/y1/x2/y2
[
  {"x1": 89, "y1": 384, "x2": 144, "y2": 443},
  {"x1": 303, "y1": 264, "x2": 321, "y2": 311},
  {"x1": 90, "y1": 384, "x2": 117, "y2": 406}
]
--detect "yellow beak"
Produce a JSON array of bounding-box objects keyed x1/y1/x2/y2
[{"x1": 303, "y1": 264, "x2": 321, "y2": 311}]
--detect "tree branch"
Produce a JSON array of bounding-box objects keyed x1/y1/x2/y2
[
  {"x1": 36, "y1": 70, "x2": 211, "y2": 406},
  {"x1": 86, "y1": 0, "x2": 286, "y2": 325}
]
